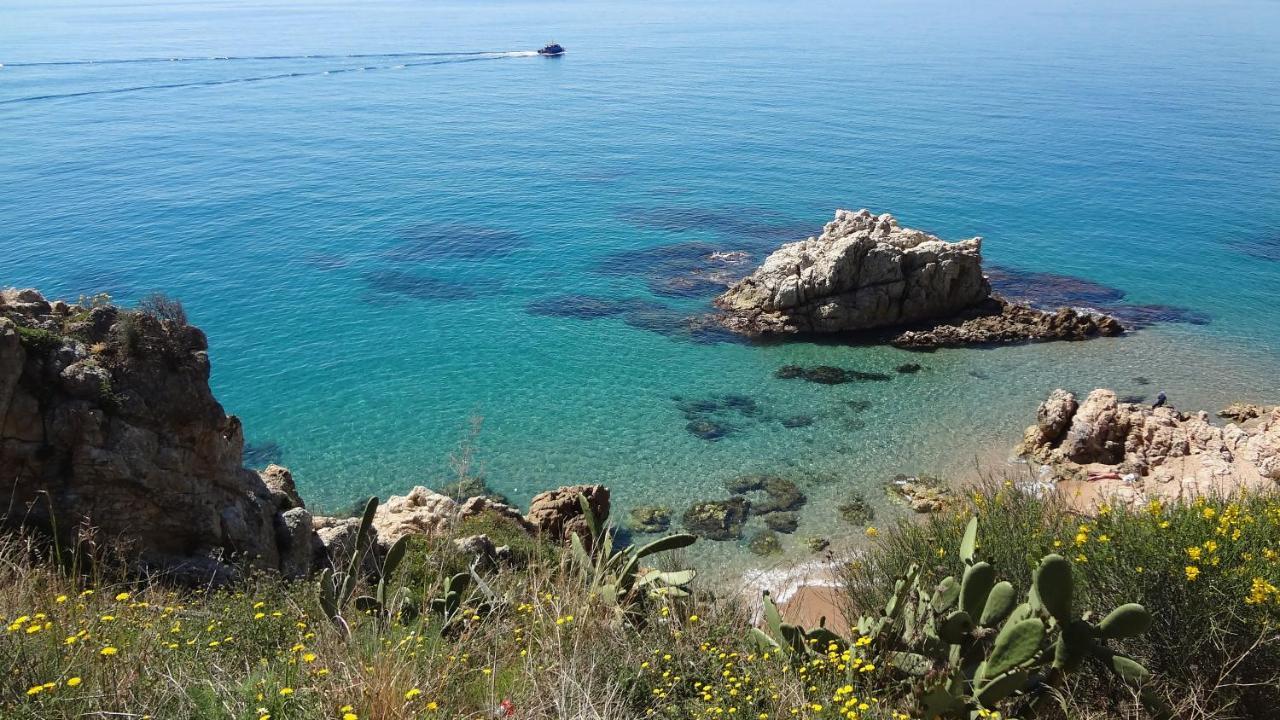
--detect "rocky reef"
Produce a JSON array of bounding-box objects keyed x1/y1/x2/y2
[
  {"x1": 715, "y1": 209, "x2": 1123, "y2": 347},
  {"x1": 1018, "y1": 388, "x2": 1280, "y2": 506},
  {"x1": 0, "y1": 287, "x2": 613, "y2": 583}
]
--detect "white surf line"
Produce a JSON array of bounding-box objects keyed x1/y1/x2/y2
[
  {"x1": 0, "y1": 52, "x2": 530, "y2": 106},
  {"x1": 0, "y1": 50, "x2": 517, "y2": 69}
]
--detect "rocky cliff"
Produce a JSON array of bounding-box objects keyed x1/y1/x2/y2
[
  {"x1": 1018, "y1": 388, "x2": 1280, "y2": 507},
  {"x1": 714, "y1": 209, "x2": 1122, "y2": 346},
  {"x1": 0, "y1": 290, "x2": 612, "y2": 583},
  {"x1": 0, "y1": 289, "x2": 319, "y2": 582}
]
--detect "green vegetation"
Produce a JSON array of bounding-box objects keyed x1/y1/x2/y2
[
  {"x1": 4, "y1": 483, "x2": 1278, "y2": 719},
  {"x1": 15, "y1": 326, "x2": 63, "y2": 354}
]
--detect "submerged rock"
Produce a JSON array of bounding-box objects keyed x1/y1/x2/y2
[
  {"x1": 895, "y1": 363, "x2": 923, "y2": 374},
  {"x1": 748, "y1": 529, "x2": 783, "y2": 556},
  {"x1": 625, "y1": 505, "x2": 673, "y2": 534},
  {"x1": 682, "y1": 497, "x2": 751, "y2": 540},
  {"x1": 887, "y1": 474, "x2": 952, "y2": 513},
  {"x1": 764, "y1": 511, "x2": 799, "y2": 534},
  {"x1": 686, "y1": 419, "x2": 730, "y2": 441},
  {"x1": 780, "y1": 415, "x2": 814, "y2": 428},
  {"x1": 838, "y1": 492, "x2": 875, "y2": 525},
  {"x1": 805, "y1": 536, "x2": 831, "y2": 553},
  {"x1": 774, "y1": 365, "x2": 892, "y2": 385}
]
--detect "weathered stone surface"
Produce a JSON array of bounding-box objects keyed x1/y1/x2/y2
[
  {"x1": 1218, "y1": 402, "x2": 1273, "y2": 424},
  {"x1": 370, "y1": 486, "x2": 459, "y2": 547},
  {"x1": 887, "y1": 474, "x2": 952, "y2": 513},
  {"x1": 1018, "y1": 388, "x2": 1280, "y2": 507},
  {"x1": 524, "y1": 484, "x2": 610, "y2": 545},
  {"x1": 716, "y1": 209, "x2": 990, "y2": 334},
  {"x1": 0, "y1": 290, "x2": 317, "y2": 583},
  {"x1": 715, "y1": 209, "x2": 1124, "y2": 348},
  {"x1": 262, "y1": 464, "x2": 304, "y2": 511},
  {"x1": 277, "y1": 508, "x2": 317, "y2": 579},
  {"x1": 889, "y1": 299, "x2": 1123, "y2": 349}
]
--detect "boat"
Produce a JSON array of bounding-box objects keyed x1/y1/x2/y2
[{"x1": 537, "y1": 42, "x2": 565, "y2": 56}]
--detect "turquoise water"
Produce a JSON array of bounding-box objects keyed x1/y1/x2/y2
[{"x1": 3, "y1": 0, "x2": 1280, "y2": 565}]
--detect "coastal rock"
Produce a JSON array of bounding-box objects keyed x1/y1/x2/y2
[
  {"x1": 0, "y1": 290, "x2": 316, "y2": 583},
  {"x1": 888, "y1": 298, "x2": 1123, "y2": 350},
  {"x1": 625, "y1": 505, "x2": 673, "y2": 534},
  {"x1": 276, "y1": 508, "x2": 318, "y2": 579},
  {"x1": 262, "y1": 464, "x2": 304, "y2": 511},
  {"x1": 716, "y1": 209, "x2": 990, "y2": 333},
  {"x1": 682, "y1": 497, "x2": 751, "y2": 540},
  {"x1": 715, "y1": 209, "x2": 1124, "y2": 348},
  {"x1": 748, "y1": 529, "x2": 783, "y2": 556},
  {"x1": 1018, "y1": 388, "x2": 1280, "y2": 506},
  {"x1": 1218, "y1": 402, "x2": 1273, "y2": 424},
  {"x1": 887, "y1": 474, "x2": 952, "y2": 513},
  {"x1": 525, "y1": 484, "x2": 610, "y2": 545},
  {"x1": 370, "y1": 486, "x2": 459, "y2": 547}
]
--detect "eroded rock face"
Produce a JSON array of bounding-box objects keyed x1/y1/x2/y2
[
  {"x1": 888, "y1": 299, "x2": 1123, "y2": 349},
  {"x1": 714, "y1": 210, "x2": 1124, "y2": 348},
  {"x1": 716, "y1": 209, "x2": 990, "y2": 334},
  {"x1": 0, "y1": 291, "x2": 314, "y2": 583},
  {"x1": 525, "y1": 484, "x2": 610, "y2": 546},
  {"x1": 1018, "y1": 388, "x2": 1280, "y2": 506},
  {"x1": 368, "y1": 486, "x2": 529, "y2": 549}
]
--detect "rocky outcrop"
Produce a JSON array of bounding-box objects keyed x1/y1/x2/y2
[
  {"x1": 1218, "y1": 402, "x2": 1274, "y2": 424},
  {"x1": 716, "y1": 209, "x2": 990, "y2": 334},
  {"x1": 369, "y1": 485, "x2": 529, "y2": 548},
  {"x1": 887, "y1": 298, "x2": 1123, "y2": 349},
  {"x1": 0, "y1": 289, "x2": 313, "y2": 583},
  {"x1": 1017, "y1": 388, "x2": 1280, "y2": 507},
  {"x1": 714, "y1": 209, "x2": 1123, "y2": 347},
  {"x1": 525, "y1": 484, "x2": 610, "y2": 545}
]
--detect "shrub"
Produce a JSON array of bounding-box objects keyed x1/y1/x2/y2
[
  {"x1": 843, "y1": 480, "x2": 1280, "y2": 719},
  {"x1": 15, "y1": 326, "x2": 63, "y2": 355},
  {"x1": 135, "y1": 293, "x2": 187, "y2": 326}
]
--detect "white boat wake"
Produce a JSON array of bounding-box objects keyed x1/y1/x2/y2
[{"x1": 0, "y1": 51, "x2": 541, "y2": 106}]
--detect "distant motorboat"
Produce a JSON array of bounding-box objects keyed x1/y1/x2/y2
[{"x1": 537, "y1": 42, "x2": 565, "y2": 56}]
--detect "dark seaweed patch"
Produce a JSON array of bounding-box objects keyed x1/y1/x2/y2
[
  {"x1": 988, "y1": 265, "x2": 1209, "y2": 327},
  {"x1": 243, "y1": 440, "x2": 283, "y2": 469},
  {"x1": 524, "y1": 293, "x2": 741, "y2": 344},
  {"x1": 987, "y1": 266, "x2": 1127, "y2": 308},
  {"x1": 774, "y1": 365, "x2": 892, "y2": 384},
  {"x1": 361, "y1": 270, "x2": 495, "y2": 302},
  {"x1": 1225, "y1": 233, "x2": 1280, "y2": 262},
  {"x1": 594, "y1": 241, "x2": 753, "y2": 299},
  {"x1": 1106, "y1": 304, "x2": 1211, "y2": 328},
  {"x1": 386, "y1": 223, "x2": 528, "y2": 262},
  {"x1": 525, "y1": 295, "x2": 665, "y2": 320},
  {"x1": 615, "y1": 205, "x2": 817, "y2": 243}
]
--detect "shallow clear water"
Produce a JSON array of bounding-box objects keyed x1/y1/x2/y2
[{"x1": 3, "y1": 0, "x2": 1279, "y2": 567}]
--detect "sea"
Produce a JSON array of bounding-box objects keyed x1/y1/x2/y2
[{"x1": 3, "y1": 0, "x2": 1279, "y2": 568}]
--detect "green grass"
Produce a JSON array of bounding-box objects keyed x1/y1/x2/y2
[{"x1": 5, "y1": 484, "x2": 1279, "y2": 719}]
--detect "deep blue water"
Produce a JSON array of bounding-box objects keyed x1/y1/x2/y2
[{"x1": 3, "y1": 0, "x2": 1279, "y2": 565}]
